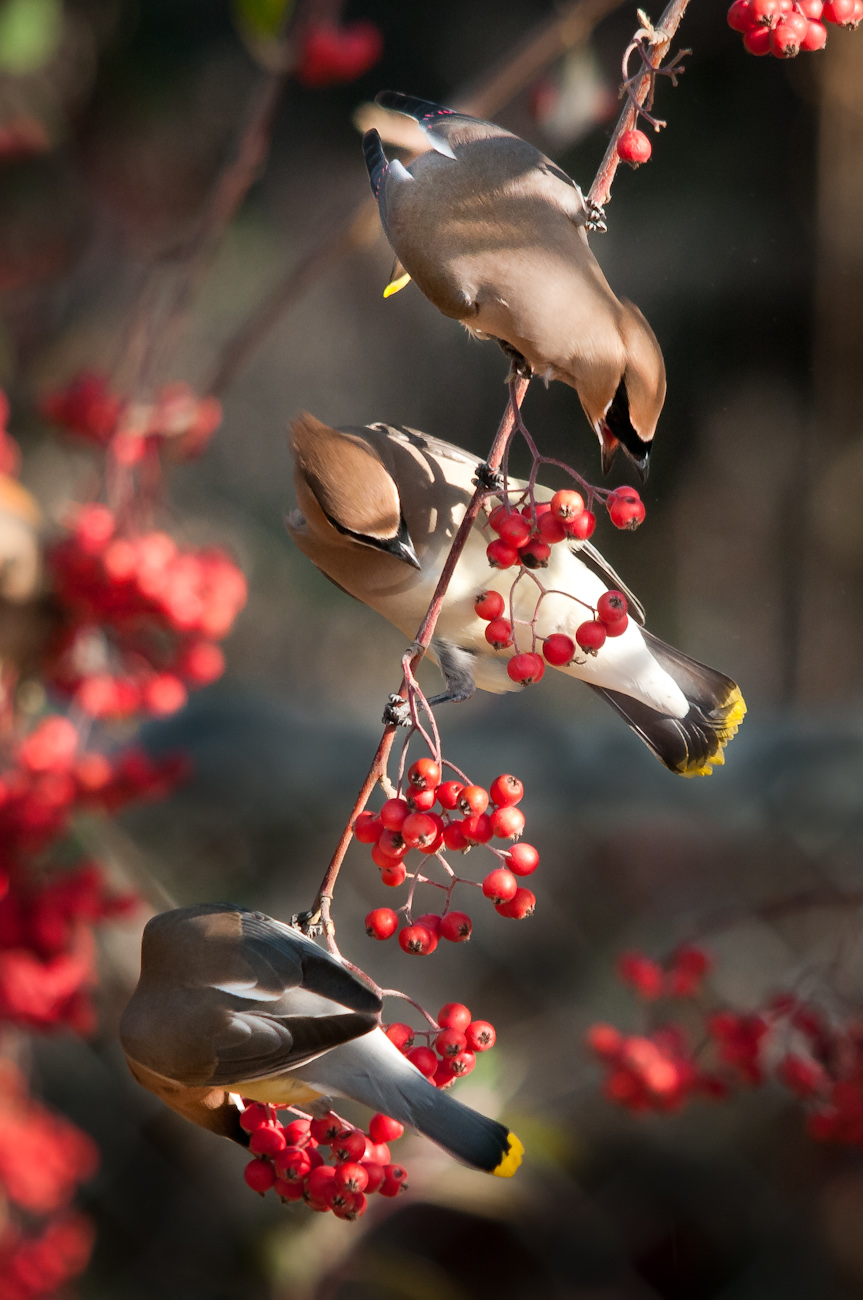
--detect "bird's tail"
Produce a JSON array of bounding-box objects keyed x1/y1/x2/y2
[
  {"x1": 362, "y1": 129, "x2": 388, "y2": 197},
  {"x1": 307, "y1": 1029, "x2": 523, "y2": 1176},
  {"x1": 589, "y1": 630, "x2": 746, "y2": 777},
  {"x1": 374, "y1": 90, "x2": 454, "y2": 123}
]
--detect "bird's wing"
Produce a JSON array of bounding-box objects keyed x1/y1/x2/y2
[
  {"x1": 375, "y1": 91, "x2": 510, "y2": 159},
  {"x1": 576, "y1": 541, "x2": 646, "y2": 624}
]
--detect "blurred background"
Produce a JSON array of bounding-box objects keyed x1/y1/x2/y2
[{"x1": 5, "y1": 0, "x2": 863, "y2": 1295}]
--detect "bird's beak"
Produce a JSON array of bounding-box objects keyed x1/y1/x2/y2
[
  {"x1": 391, "y1": 531, "x2": 422, "y2": 570},
  {"x1": 621, "y1": 442, "x2": 650, "y2": 483},
  {"x1": 598, "y1": 425, "x2": 619, "y2": 476}
]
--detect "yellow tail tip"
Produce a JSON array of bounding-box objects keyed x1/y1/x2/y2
[
  {"x1": 680, "y1": 685, "x2": 747, "y2": 778},
  {"x1": 493, "y1": 1132, "x2": 524, "y2": 1178},
  {"x1": 383, "y1": 272, "x2": 412, "y2": 298}
]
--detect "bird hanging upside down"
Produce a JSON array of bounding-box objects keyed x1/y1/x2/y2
[
  {"x1": 120, "y1": 903, "x2": 523, "y2": 1176},
  {"x1": 286, "y1": 413, "x2": 745, "y2": 777},
  {"x1": 363, "y1": 91, "x2": 666, "y2": 479}
]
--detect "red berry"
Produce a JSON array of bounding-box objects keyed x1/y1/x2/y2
[
  {"x1": 443, "y1": 821, "x2": 469, "y2": 852},
  {"x1": 377, "y1": 828, "x2": 407, "y2": 859},
  {"x1": 750, "y1": 0, "x2": 782, "y2": 21},
  {"x1": 436, "y1": 780, "x2": 464, "y2": 810},
  {"x1": 143, "y1": 674, "x2": 187, "y2": 716},
  {"x1": 244, "y1": 1159, "x2": 276, "y2": 1194},
  {"x1": 439, "y1": 911, "x2": 472, "y2": 942},
  {"x1": 407, "y1": 787, "x2": 437, "y2": 812},
  {"x1": 307, "y1": 1165, "x2": 337, "y2": 1201},
  {"x1": 475, "y1": 590, "x2": 505, "y2": 620},
  {"x1": 550, "y1": 489, "x2": 584, "y2": 521},
  {"x1": 498, "y1": 514, "x2": 532, "y2": 548},
  {"x1": 365, "y1": 907, "x2": 398, "y2": 940},
  {"x1": 487, "y1": 539, "x2": 520, "y2": 569},
  {"x1": 466, "y1": 1020, "x2": 496, "y2": 1052},
  {"x1": 282, "y1": 1119, "x2": 311, "y2": 1145},
  {"x1": 449, "y1": 1049, "x2": 477, "y2": 1077},
  {"x1": 274, "y1": 1177, "x2": 306, "y2": 1202},
  {"x1": 401, "y1": 812, "x2": 439, "y2": 848},
  {"x1": 490, "y1": 774, "x2": 524, "y2": 806},
  {"x1": 727, "y1": 0, "x2": 756, "y2": 26},
  {"x1": 416, "y1": 813, "x2": 445, "y2": 854},
  {"x1": 566, "y1": 509, "x2": 596, "y2": 540},
  {"x1": 482, "y1": 867, "x2": 518, "y2": 904},
  {"x1": 800, "y1": 15, "x2": 828, "y2": 42},
  {"x1": 461, "y1": 812, "x2": 494, "y2": 844},
  {"x1": 506, "y1": 842, "x2": 539, "y2": 876},
  {"x1": 543, "y1": 633, "x2": 576, "y2": 666},
  {"x1": 520, "y1": 536, "x2": 551, "y2": 569},
  {"x1": 335, "y1": 1162, "x2": 368, "y2": 1193},
  {"x1": 485, "y1": 618, "x2": 514, "y2": 649},
  {"x1": 249, "y1": 1124, "x2": 287, "y2": 1157},
  {"x1": 385, "y1": 1024, "x2": 414, "y2": 1051},
  {"x1": 603, "y1": 615, "x2": 628, "y2": 638},
  {"x1": 379, "y1": 797, "x2": 410, "y2": 831},
  {"x1": 597, "y1": 590, "x2": 628, "y2": 624},
  {"x1": 743, "y1": 23, "x2": 773, "y2": 49},
  {"x1": 798, "y1": 0, "x2": 823, "y2": 12},
  {"x1": 823, "y1": 0, "x2": 855, "y2": 17},
  {"x1": 414, "y1": 912, "x2": 442, "y2": 935},
  {"x1": 495, "y1": 886, "x2": 536, "y2": 919},
  {"x1": 586, "y1": 1024, "x2": 623, "y2": 1058},
  {"x1": 488, "y1": 503, "x2": 516, "y2": 533},
  {"x1": 408, "y1": 758, "x2": 440, "y2": 790},
  {"x1": 436, "y1": 1028, "x2": 468, "y2": 1057},
  {"x1": 355, "y1": 811, "x2": 382, "y2": 843},
  {"x1": 365, "y1": 1140, "x2": 391, "y2": 1166},
  {"x1": 310, "y1": 1112, "x2": 344, "y2": 1144},
  {"x1": 360, "y1": 1161, "x2": 386, "y2": 1193},
  {"x1": 608, "y1": 494, "x2": 645, "y2": 530},
  {"x1": 617, "y1": 129, "x2": 652, "y2": 165},
  {"x1": 274, "y1": 1146, "x2": 312, "y2": 1181},
  {"x1": 332, "y1": 1130, "x2": 367, "y2": 1163},
  {"x1": 491, "y1": 805, "x2": 525, "y2": 840},
  {"x1": 379, "y1": 861, "x2": 407, "y2": 887},
  {"x1": 537, "y1": 512, "x2": 567, "y2": 544},
  {"x1": 575, "y1": 620, "x2": 607, "y2": 654},
  {"x1": 507, "y1": 652, "x2": 545, "y2": 685},
  {"x1": 433, "y1": 1060, "x2": 457, "y2": 1089},
  {"x1": 459, "y1": 784, "x2": 489, "y2": 815},
  {"x1": 408, "y1": 1046, "x2": 438, "y2": 1076},
  {"x1": 378, "y1": 1172, "x2": 408, "y2": 1197},
  {"x1": 399, "y1": 923, "x2": 437, "y2": 955},
  {"x1": 239, "y1": 1103, "x2": 272, "y2": 1133},
  {"x1": 771, "y1": 16, "x2": 804, "y2": 50},
  {"x1": 369, "y1": 1114, "x2": 404, "y2": 1144},
  {"x1": 438, "y1": 1003, "x2": 472, "y2": 1031}
]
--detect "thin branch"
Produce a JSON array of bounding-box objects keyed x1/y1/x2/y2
[
  {"x1": 588, "y1": 0, "x2": 692, "y2": 208},
  {"x1": 207, "y1": 0, "x2": 624, "y2": 397}
]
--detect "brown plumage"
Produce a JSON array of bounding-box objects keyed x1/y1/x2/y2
[{"x1": 363, "y1": 92, "x2": 666, "y2": 478}]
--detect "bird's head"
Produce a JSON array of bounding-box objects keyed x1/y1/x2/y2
[{"x1": 286, "y1": 412, "x2": 420, "y2": 570}]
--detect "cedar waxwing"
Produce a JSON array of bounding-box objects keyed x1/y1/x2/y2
[
  {"x1": 286, "y1": 414, "x2": 746, "y2": 777},
  {"x1": 120, "y1": 904, "x2": 523, "y2": 1176},
  {"x1": 363, "y1": 91, "x2": 666, "y2": 479}
]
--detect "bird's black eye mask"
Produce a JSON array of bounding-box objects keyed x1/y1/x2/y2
[
  {"x1": 603, "y1": 379, "x2": 651, "y2": 478},
  {"x1": 324, "y1": 509, "x2": 421, "y2": 570}
]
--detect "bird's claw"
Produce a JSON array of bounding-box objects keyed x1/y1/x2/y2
[
  {"x1": 585, "y1": 199, "x2": 607, "y2": 233},
  {"x1": 382, "y1": 694, "x2": 412, "y2": 728},
  {"x1": 473, "y1": 462, "x2": 505, "y2": 493},
  {"x1": 292, "y1": 908, "x2": 324, "y2": 937}
]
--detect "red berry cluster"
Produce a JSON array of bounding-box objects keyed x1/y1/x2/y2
[
  {"x1": 241, "y1": 1104, "x2": 406, "y2": 1219},
  {"x1": 295, "y1": 21, "x2": 383, "y2": 87},
  {"x1": 0, "y1": 1059, "x2": 97, "y2": 1300},
  {"x1": 47, "y1": 503, "x2": 245, "y2": 718},
  {"x1": 41, "y1": 374, "x2": 222, "y2": 464},
  {"x1": 385, "y1": 1001, "x2": 497, "y2": 1090},
  {"x1": 589, "y1": 948, "x2": 863, "y2": 1148},
  {"x1": 486, "y1": 487, "x2": 645, "y2": 571},
  {"x1": 0, "y1": 714, "x2": 178, "y2": 1034},
  {"x1": 361, "y1": 761, "x2": 538, "y2": 951},
  {"x1": 728, "y1": 0, "x2": 859, "y2": 56}
]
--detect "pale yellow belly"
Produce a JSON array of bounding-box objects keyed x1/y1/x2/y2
[{"x1": 238, "y1": 1075, "x2": 323, "y2": 1107}]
